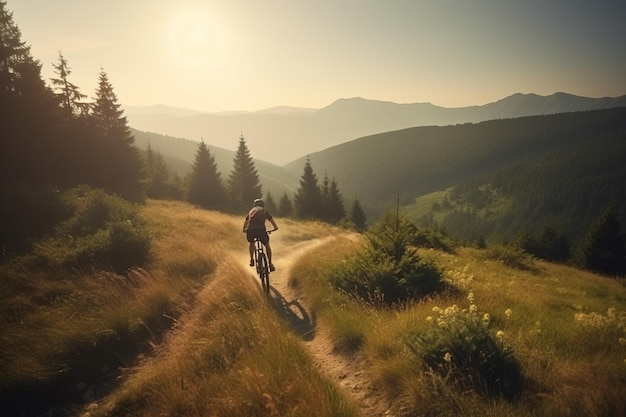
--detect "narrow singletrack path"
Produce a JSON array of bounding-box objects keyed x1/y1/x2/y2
[{"x1": 240, "y1": 234, "x2": 396, "y2": 417}]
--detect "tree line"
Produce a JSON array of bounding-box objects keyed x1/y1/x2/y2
[{"x1": 0, "y1": 2, "x2": 366, "y2": 258}]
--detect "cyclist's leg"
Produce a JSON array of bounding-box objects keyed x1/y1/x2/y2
[
  {"x1": 246, "y1": 231, "x2": 255, "y2": 266},
  {"x1": 249, "y1": 242, "x2": 255, "y2": 266}
]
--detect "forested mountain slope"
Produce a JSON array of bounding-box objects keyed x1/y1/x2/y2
[{"x1": 285, "y1": 107, "x2": 626, "y2": 224}]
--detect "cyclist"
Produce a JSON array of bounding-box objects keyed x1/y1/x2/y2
[{"x1": 243, "y1": 198, "x2": 278, "y2": 271}]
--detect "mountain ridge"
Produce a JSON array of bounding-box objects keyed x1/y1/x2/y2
[{"x1": 125, "y1": 92, "x2": 626, "y2": 166}]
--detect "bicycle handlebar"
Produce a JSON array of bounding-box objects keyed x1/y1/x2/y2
[{"x1": 267, "y1": 228, "x2": 278, "y2": 234}]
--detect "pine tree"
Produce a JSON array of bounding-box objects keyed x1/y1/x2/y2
[
  {"x1": 265, "y1": 190, "x2": 278, "y2": 214},
  {"x1": 143, "y1": 143, "x2": 177, "y2": 199},
  {"x1": 576, "y1": 203, "x2": 626, "y2": 275},
  {"x1": 187, "y1": 141, "x2": 227, "y2": 209},
  {"x1": 349, "y1": 198, "x2": 367, "y2": 232},
  {"x1": 89, "y1": 67, "x2": 143, "y2": 201},
  {"x1": 1, "y1": 1, "x2": 58, "y2": 185},
  {"x1": 91, "y1": 68, "x2": 132, "y2": 144},
  {"x1": 50, "y1": 51, "x2": 88, "y2": 116},
  {"x1": 278, "y1": 192, "x2": 293, "y2": 217},
  {"x1": 294, "y1": 157, "x2": 323, "y2": 219},
  {"x1": 227, "y1": 134, "x2": 261, "y2": 213},
  {"x1": 325, "y1": 177, "x2": 346, "y2": 224}
]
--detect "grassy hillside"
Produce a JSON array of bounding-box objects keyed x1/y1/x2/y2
[{"x1": 2, "y1": 200, "x2": 624, "y2": 416}]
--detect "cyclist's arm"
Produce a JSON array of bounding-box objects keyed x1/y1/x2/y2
[{"x1": 269, "y1": 218, "x2": 278, "y2": 231}]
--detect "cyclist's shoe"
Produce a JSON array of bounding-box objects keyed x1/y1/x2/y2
[
  {"x1": 249, "y1": 259, "x2": 254, "y2": 267},
  {"x1": 269, "y1": 264, "x2": 276, "y2": 272}
]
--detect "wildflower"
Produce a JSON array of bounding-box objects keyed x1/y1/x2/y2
[
  {"x1": 443, "y1": 352, "x2": 452, "y2": 363},
  {"x1": 432, "y1": 306, "x2": 440, "y2": 313},
  {"x1": 619, "y1": 337, "x2": 626, "y2": 347},
  {"x1": 608, "y1": 307, "x2": 616, "y2": 319},
  {"x1": 496, "y1": 330, "x2": 505, "y2": 339},
  {"x1": 482, "y1": 313, "x2": 491, "y2": 325},
  {"x1": 426, "y1": 316, "x2": 433, "y2": 323},
  {"x1": 467, "y1": 292, "x2": 475, "y2": 303},
  {"x1": 469, "y1": 304, "x2": 477, "y2": 313},
  {"x1": 505, "y1": 308, "x2": 513, "y2": 318}
]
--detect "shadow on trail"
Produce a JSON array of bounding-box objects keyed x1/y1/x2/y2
[{"x1": 267, "y1": 286, "x2": 317, "y2": 341}]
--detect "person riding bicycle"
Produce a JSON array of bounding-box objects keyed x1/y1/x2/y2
[{"x1": 243, "y1": 198, "x2": 278, "y2": 271}]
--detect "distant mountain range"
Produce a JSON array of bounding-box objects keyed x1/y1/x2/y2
[{"x1": 125, "y1": 92, "x2": 626, "y2": 166}]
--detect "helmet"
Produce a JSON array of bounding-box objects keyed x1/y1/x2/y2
[{"x1": 253, "y1": 198, "x2": 265, "y2": 207}]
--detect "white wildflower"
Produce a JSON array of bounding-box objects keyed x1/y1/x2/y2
[
  {"x1": 496, "y1": 330, "x2": 505, "y2": 339},
  {"x1": 443, "y1": 352, "x2": 452, "y2": 363},
  {"x1": 505, "y1": 308, "x2": 513, "y2": 318}
]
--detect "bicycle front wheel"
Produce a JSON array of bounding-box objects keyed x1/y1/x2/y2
[{"x1": 259, "y1": 253, "x2": 270, "y2": 293}]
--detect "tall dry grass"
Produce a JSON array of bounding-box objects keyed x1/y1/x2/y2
[
  {"x1": 96, "y1": 260, "x2": 357, "y2": 417},
  {"x1": 289, "y1": 240, "x2": 626, "y2": 417},
  {"x1": 1, "y1": 199, "x2": 358, "y2": 416}
]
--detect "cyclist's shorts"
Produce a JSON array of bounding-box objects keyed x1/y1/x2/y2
[{"x1": 246, "y1": 229, "x2": 269, "y2": 244}]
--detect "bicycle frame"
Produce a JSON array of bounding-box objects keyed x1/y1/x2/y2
[{"x1": 253, "y1": 229, "x2": 276, "y2": 293}]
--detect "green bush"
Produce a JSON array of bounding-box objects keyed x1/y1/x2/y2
[
  {"x1": 486, "y1": 244, "x2": 538, "y2": 272},
  {"x1": 412, "y1": 227, "x2": 458, "y2": 254},
  {"x1": 33, "y1": 186, "x2": 151, "y2": 272},
  {"x1": 329, "y1": 206, "x2": 444, "y2": 306},
  {"x1": 406, "y1": 301, "x2": 523, "y2": 400}
]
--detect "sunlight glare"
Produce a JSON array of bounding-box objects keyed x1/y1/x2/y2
[{"x1": 168, "y1": 5, "x2": 225, "y2": 69}]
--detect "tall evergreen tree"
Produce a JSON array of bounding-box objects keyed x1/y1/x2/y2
[
  {"x1": 0, "y1": 1, "x2": 58, "y2": 185},
  {"x1": 91, "y1": 68, "x2": 132, "y2": 144},
  {"x1": 278, "y1": 192, "x2": 293, "y2": 217},
  {"x1": 227, "y1": 134, "x2": 261, "y2": 213},
  {"x1": 187, "y1": 141, "x2": 226, "y2": 209},
  {"x1": 575, "y1": 203, "x2": 626, "y2": 275},
  {"x1": 294, "y1": 157, "x2": 323, "y2": 219},
  {"x1": 143, "y1": 143, "x2": 181, "y2": 200},
  {"x1": 50, "y1": 51, "x2": 88, "y2": 116},
  {"x1": 89, "y1": 68, "x2": 143, "y2": 201},
  {"x1": 265, "y1": 190, "x2": 278, "y2": 214},
  {"x1": 350, "y1": 198, "x2": 367, "y2": 232},
  {"x1": 325, "y1": 177, "x2": 346, "y2": 224}
]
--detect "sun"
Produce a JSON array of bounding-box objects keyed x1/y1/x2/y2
[{"x1": 169, "y1": 6, "x2": 224, "y2": 68}]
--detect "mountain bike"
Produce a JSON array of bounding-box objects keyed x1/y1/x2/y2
[{"x1": 254, "y1": 229, "x2": 276, "y2": 293}]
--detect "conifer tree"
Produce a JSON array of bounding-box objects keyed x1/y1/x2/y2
[
  {"x1": 576, "y1": 203, "x2": 626, "y2": 275},
  {"x1": 325, "y1": 177, "x2": 346, "y2": 224},
  {"x1": 187, "y1": 141, "x2": 227, "y2": 209},
  {"x1": 349, "y1": 198, "x2": 367, "y2": 232},
  {"x1": 50, "y1": 51, "x2": 88, "y2": 116},
  {"x1": 278, "y1": 192, "x2": 293, "y2": 217},
  {"x1": 227, "y1": 134, "x2": 261, "y2": 213},
  {"x1": 91, "y1": 68, "x2": 132, "y2": 144},
  {"x1": 143, "y1": 143, "x2": 178, "y2": 199},
  {"x1": 265, "y1": 190, "x2": 278, "y2": 214},
  {"x1": 0, "y1": 1, "x2": 58, "y2": 185},
  {"x1": 294, "y1": 157, "x2": 323, "y2": 219},
  {"x1": 89, "y1": 67, "x2": 143, "y2": 201}
]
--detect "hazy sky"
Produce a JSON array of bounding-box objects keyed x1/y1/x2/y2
[{"x1": 9, "y1": 0, "x2": 626, "y2": 112}]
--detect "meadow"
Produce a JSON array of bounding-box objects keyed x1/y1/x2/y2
[{"x1": 1, "y1": 199, "x2": 624, "y2": 416}]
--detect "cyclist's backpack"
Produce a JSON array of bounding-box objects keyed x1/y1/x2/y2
[{"x1": 248, "y1": 206, "x2": 266, "y2": 228}]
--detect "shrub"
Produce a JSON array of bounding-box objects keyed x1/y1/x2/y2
[
  {"x1": 412, "y1": 227, "x2": 458, "y2": 253},
  {"x1": 0, "y1": 182, "x2": 68, "y2": 257},
  {"x1": 33, "y1": 186, "x2": 151, "y2": 272},
  {"x1": 328, "y1": 205, "x2": 444, "y2": 306},
  {"x1": 405, "y1": 299, "x2": 523, "y2": 400},
  {"x1": 486, "y1": 244, "x2": 538, "y2": 272}
]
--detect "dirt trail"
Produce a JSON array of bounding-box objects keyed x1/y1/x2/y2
[{"x1": 242, "y1": 234, "x2": 396, "y2": 417}]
